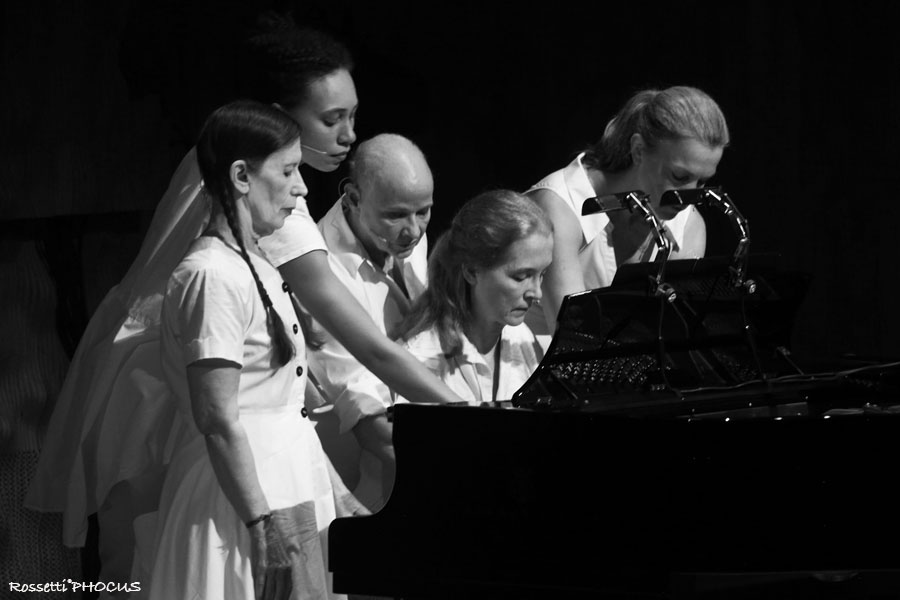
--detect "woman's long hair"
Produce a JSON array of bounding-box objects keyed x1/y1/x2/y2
[
  {"x1": 399, "y1": 189, "x2": 552, "y2": 357},
  {"x1": 195, "y1": 99, "x2": 302, "y2": 366},
  {"x1": 583, "y1": 85, "x2": 730, "y2": 173}
]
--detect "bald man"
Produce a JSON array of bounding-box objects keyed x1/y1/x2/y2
[{"x1": 309, "y1": 133, "x2": 433, "y2": 511}]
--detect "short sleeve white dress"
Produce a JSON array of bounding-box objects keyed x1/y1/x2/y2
[
  {"x1": 25, "y1": 148, "x2": 328, "y2": 570},
  {"x1": 148, "y1": 235, "x2": 340, "y2": 600}
]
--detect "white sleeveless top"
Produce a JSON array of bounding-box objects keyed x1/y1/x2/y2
[{"x1": 527, "y1": 152, "x2": 699, "y2": 289}]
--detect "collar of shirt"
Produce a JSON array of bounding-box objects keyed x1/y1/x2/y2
[
  {"x1": 558, "y1": 152, "x2": 612, "y2": 246},
  {"x1": 412, "y1": 325, "x2": 533, "y2": 372},
  {"x1": 561, "y1": 153, "x2": 691, "y2": 254},
  {"x1": 319, "y1": 195, "x2": 405, "y2": 280}
]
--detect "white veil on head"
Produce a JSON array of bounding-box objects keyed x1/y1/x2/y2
[
  {"x1": 26, "y1": 147, "x2": 211, "y2": 547},
  {"x1": 121, "y1": 148, "x2": 212, "y2": 326}
]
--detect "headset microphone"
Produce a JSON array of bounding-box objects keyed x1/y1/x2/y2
[{"x1": 301, "y1": 144, "x2": 331, "y2": 155}]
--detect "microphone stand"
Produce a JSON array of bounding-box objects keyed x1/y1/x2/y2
[
  {"x1": 702, "y1": 190, "x2": 768, "y2": 382},
  {"x1": 628, "y1": 193, "x2": 677, "y2": 303},
  {"x1": 660, "y1": 188, "x2": 769, "y2": 384},
  {"x1": 583, "y1": 191, "x2": 678, "y2": 394},
  {"x1": 704, "y1": 189, "x2": 755, "y2": 294},
  {"x1": 582, "y1": 191, "x2": 676, "y2": 301},
  {"x1": 660, "y1": 187, "x2": 754, "y2": 293}
]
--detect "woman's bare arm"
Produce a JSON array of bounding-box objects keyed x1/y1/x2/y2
[
  {"x1": 278, "y1": 250, "x2": 463, "y2": 404},
  {"x1": 187, "y1": 359, "x2": 290, "y2": 599},
  {"x1": 528, "y1": 188, "x2": 588, "y2": 330},
  {"x1": 188, "y1": 360, "x2": 268, "y2": 523}
]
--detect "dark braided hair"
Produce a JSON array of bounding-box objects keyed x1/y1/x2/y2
[
  {"x1": 237, "y1": 11, "x2": 354, "y2": 111},
  {"x1": 196, "y1": 99, "x2": 302, "y2": 367},
  {"x1": 398, "y1": 190, "x2": 553, "y2": 358}
]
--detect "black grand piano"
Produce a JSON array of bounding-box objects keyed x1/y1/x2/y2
[{"x1": 329, "y1": 193, "x2": 900, "y2": 598}]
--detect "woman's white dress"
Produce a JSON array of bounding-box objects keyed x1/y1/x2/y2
[
  {"x1": 148, "y1": 235, "x2": 339, "y2": 599},
  {"x1": 25, "y1": 148, "x2": 328, "y2": 563}
]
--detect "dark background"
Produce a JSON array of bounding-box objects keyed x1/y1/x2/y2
[
  {"x1": 1, "y1": 1, "x2": 899, "y2": 595},
  {"x1": 3, "y1": 0, "x2": 899, "y2": 362}
]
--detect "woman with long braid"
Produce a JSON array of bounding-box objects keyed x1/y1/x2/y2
[
  {"x1": 147, "y1": 99, "x2": 338, "y2": 599},
  {"x1": 27, "y1": 13, "x2": 462, "y2": 589}
]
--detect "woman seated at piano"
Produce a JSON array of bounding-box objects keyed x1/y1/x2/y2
[
  {"x1": 394, "y1": 190, "x2": 553, "y2": 406},
  {"x1": 525, "y1": 85, "x2": 730, "y2": 338}
]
